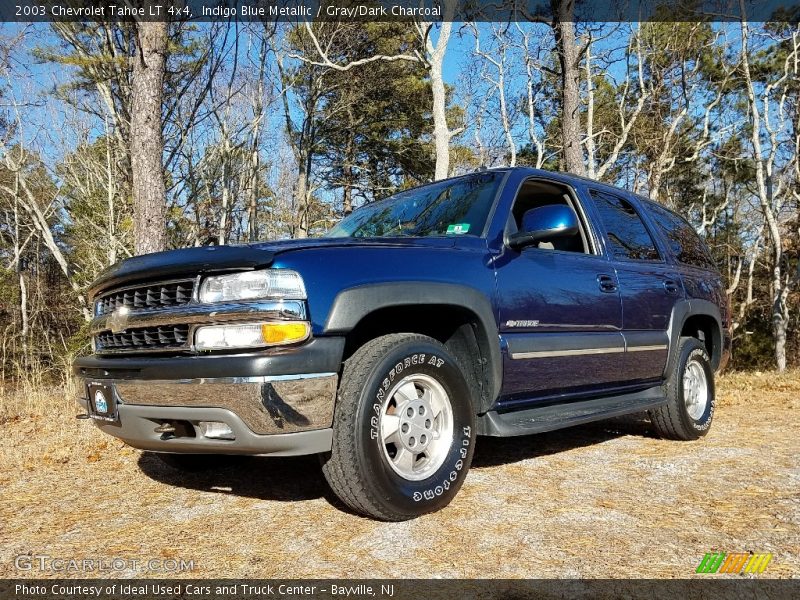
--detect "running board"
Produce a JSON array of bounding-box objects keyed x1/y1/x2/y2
[{"x1": 477, "y1": 387, "x2": 667, "y2": 437}]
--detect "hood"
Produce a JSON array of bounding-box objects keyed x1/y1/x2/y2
[
  {"x1": 88, "y1": 236, "x2": 459, "y2": 298},
  {"x1": 88, "y1": 245, "x2": 275, "y2": 297},
  {"x1": 247, "y1": 236, "x2": 458, "y2": 253}
]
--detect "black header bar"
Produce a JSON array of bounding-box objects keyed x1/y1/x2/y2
[
  {"x1": 2, "y1": 0, "x2": 799, "y2": 23},
  {"x1": 3, "y1": 579, "x2": 800, "y2": 600}
]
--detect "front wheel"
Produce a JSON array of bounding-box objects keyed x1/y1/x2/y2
[
  {"x1": 650, "y1": 336, "x2": 716, "y2": 440},
  {"x1": 321, "y1": 333, "x2": 476, "y2": 521}
]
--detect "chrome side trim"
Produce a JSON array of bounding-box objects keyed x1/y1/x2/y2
[
  {"x1": 510, "y1": 347, "x2": 626, "y2": 359},
  {"x1": 81, "y1": 372, "x2": 337, "y2": 436},
  {"x1": 510, "y1": 343, "x2": 669, "y2": 360},
  {"x1": 627, "y1": 344, "x2": 668, "y2": 352},
  {"x1": 90, "y1": 299, "x2": 306, "y2": 335}
]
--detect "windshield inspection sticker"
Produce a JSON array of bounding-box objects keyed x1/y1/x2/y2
[{"x1": 446, "y1": 223, "x2": 470, "y2": 234}]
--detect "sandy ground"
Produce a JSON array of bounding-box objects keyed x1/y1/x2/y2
[{"x1": 0, "y1": 371, "x2": 797, "y2": 579}]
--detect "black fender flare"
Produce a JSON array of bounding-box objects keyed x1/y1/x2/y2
[
  {"x1": 665, "y1": 299, "x2": 724, "y2": 379},
  {"x1": 323, "y1": 282, "x2": 502, "y2": 412}
]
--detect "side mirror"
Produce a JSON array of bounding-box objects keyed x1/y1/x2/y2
[{"x1": 507, "y1": 204, "x2": 580, "y2": 250}]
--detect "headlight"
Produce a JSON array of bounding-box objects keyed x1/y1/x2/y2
[
  {"x1": 199, "y1": 269, "x2": 306, "y2": 303},
  {"x1": 195, "y1": 322, "x2": 310, "y2": 351}
]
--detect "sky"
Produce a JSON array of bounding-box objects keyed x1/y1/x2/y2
[
  {"x1": 0, "y1": 19, "x2": 503, "y2": 183},
  {"x1": 0, "y1": 18, "x2": 757, "y2": 195}
]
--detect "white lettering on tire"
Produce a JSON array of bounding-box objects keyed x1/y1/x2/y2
[
  {"x1": 412, "y1": 426, "x2": 472, "y2": 503},
  {"x1": 370, "y1": 354, "x2": 442, "y2": 441}
]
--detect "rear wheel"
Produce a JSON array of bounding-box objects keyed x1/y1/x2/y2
[
  {"x1": 321, "y1": 333, "x2": 476, "y2": 521},
  {"x1": 650, "y1": 336, "x2": 715, "y2": 440}
]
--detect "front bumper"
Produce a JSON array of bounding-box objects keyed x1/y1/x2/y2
[
  {"x1": 73, "y1": 337, "x2": 344, "y2": 456},
  {"x1": 76, "y1": 397, "x2": 333, "y2": 456}
]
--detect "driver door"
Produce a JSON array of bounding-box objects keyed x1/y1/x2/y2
[{"x1": 494, "y1": 179, "x2": 625, "y2": 405}]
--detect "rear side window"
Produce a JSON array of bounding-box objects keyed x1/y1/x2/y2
[
  {"x1": 647, "y1": 202, "x2": 716, "y2": 270},
  {"x1": 589, "y1": 190, "x2": 660, "y2": 261}
]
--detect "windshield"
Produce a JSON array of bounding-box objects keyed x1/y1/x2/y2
[{"x1": 325, "y1": 172, "x2": 504, "y2": 238}]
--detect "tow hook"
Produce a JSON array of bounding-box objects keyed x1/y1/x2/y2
[{"x1": 154, "y1": 422, "x2": 176, "y2": 435}]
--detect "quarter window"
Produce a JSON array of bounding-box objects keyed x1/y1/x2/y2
[
  {"x1": 590, "y1": 190, "x2": 660, "y2": 261},
  {"x1": 647, "y1": 202, "x2": 716, "y2": 269}
]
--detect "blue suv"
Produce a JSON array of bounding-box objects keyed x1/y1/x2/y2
[{"x1": 74, "y1": 167, "x2": 731, "y2": 520}]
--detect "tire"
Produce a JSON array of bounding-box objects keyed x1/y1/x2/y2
[
  {"x1": 154, "y1": 453, "x2": 228, "y2": 472},
  {"x1": 650, "y1": 336, "x2": 715, "y2": 440},
  {"x1": 321, "y1": 333, "x2": 476, "y2": 521}
]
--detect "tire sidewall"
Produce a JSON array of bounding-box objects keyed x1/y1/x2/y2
[
  {"x1": 676, "y1": 341, "x2": 715, "y2": 436},
  {"x1": 353, "y1": 339, "x2": 475, "y2": 516}
]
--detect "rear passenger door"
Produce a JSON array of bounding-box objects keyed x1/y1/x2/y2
[{"x1": 588, "y1": 189, "x2": 679, "y2": 385}]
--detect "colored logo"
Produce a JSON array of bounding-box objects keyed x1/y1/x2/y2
[
  {"x1": 94, "y1": 390, "x2": 108, "y2": 414},
  {"x1": 696, "y1": 552, "x2": 772, "y2": 574},
  {"x1": 445, "y1": 223, "x2": 470, "y2": 235}
]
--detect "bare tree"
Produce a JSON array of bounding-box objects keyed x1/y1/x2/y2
[
  {"x1": 247, "y1": 33, "x2": 269, "y2": 241},
  {"x1": 471, "y1": 23, "x2": 517, "y2": 166},
  {"x1": 584, "y1": 24, "x2": 650, "y2": 181},
  {"x1": 291, "y1": 0, "x2": 462, "y2": 180},
  {"x1": 515, "y1": 20, "x2": 548, "y2": 168},
  {"x1": 1, "y1": 151, "x2": 91, "y2": 320},
  {"x1": 739, "y1": 7, "x2": 799, "y2": 371}
]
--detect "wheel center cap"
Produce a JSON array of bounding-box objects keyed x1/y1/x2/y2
[{"x1": 397, "y1": 400, "x2": 434, "y2": 451}]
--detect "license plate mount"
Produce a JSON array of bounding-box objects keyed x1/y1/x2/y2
[{"x1": 86, "y1": 381, "x2": 119, "y2": 423}]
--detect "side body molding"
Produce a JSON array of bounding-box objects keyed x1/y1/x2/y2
[
  {"x1": 665, "y1": 299, "x2": 723, "y2": 378},
  {"x1": 323, "y1": 282, "x2": 502, "y2": 411}
]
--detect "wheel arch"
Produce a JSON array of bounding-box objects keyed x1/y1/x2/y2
[
  {"x1": 665, "y1": 299, "x2": 724, "y2": 379},
  {"x1": 323, "y1": 282, "x2": 502, "y2": 413}
]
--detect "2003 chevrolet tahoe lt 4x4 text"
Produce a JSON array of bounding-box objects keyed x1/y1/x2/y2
[{"x1": 74, "y1": 167, "x2": 731, "y2": 520}]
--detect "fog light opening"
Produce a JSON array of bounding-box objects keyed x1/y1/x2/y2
[{"x1": 198, "y1": 421, "x2": 235, "y2": 440}]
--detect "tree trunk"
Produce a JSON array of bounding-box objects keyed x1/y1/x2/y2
[
  {"x1": 130, "y1": 16, "x2": 168, "y2": 255},
  {"x1": 584, "y1": 34, "x2": 596, "y2": 177},
  {"x1": 13, "y1": 182, "x2": 28, "y2": 366},
  {"x1": 740, "y1": 8, "x2": 790, "y2": 371},
  {"x1": 430, "y1": 22, "x2": 452, "y2": 181},
  {"x1": 342, "y1": 111, "x2": 356, "y2": 215},
  {"x1": 774, "y1": 292, "x2": 789, "y2": 371},
  {"x1": 552, "y1": 0, "x2": 585, "y2": 176},
  {"x1": 294, "y1": 148, "x2": 310, "y2": 238},
  {"x1": 248, "y1": 36, "x2": 268, "y2": 243},
  {"x1": 522, "y1": 42, "x2": 545, "y2": 168},
  {"x1": 105, "y1": 117, "x2": 117, "y2": 264},
  {"x1": 498, "y1": 69, "x2": 516, "y2": 166},
  {"x1": 247, "y1": 144, "x2": 260, "y2": 242}
]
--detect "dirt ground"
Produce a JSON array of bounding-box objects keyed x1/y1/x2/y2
[{"x1": 0, "y1": 371, "x2": 798, "y2": 579}]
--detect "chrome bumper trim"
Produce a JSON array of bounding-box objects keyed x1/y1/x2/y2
[
  {"x1": 90, "y1": 299, "x2": 306, "y2": 335},
  {"x1": 79, "y1": 372, "x2": 337, "y2": 435}
]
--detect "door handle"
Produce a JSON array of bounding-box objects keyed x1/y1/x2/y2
[
  {"x1": 597, "y1": 274, "x2": 618, "y2": 293},
  {"x1": 663, "y1": 279, "x2": 680, "y2": 295}
]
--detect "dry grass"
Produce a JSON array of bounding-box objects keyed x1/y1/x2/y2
[{"x1": 0, "y1": 371, "x2": 797, "y2": 579}]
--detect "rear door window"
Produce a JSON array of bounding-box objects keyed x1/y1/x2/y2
[
  {"x1": 589, "y1": 190, "x2": 660, "y2": 261},
  {"x1": 647, "y1": 202, "x2": 716, "y2": 269}
]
